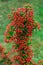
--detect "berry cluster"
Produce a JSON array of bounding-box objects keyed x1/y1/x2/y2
[{"x1": 3, "y1": 4, "x2": 41, "y2": 65}]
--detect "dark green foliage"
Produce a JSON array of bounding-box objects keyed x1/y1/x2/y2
[
  {"x1": 17, "y1": 0, "x2": 30, "y2": 3},
  {"x1": 11, "y1": 26, "x2": 15, "y2": 31},
  {"x1": 1, "y1": 0, "x2": 8, "y2": 2}
]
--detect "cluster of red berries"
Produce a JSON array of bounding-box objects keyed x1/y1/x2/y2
[
  {"x1": 3, "y1": 4, "x2": 41, "y2": 65},
  {"x1": 0, "y1": 44, "x2": 5, "y2": 58},
  {"x1": 0, "y1": 44, "x2": 12, "y2": 65}
]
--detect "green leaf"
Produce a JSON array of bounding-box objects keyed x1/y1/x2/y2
[
  {"x1": 22, "y1": 50, "x2": 25, "y2": 54},
  {"x1": 16, "y1": 44, "x2": 19, "y2": 49},
  {"x1": 11, "y1": 26, "x2": 15, "y2": 31},
  {"x1": 20, "y1": 11, "x2": 24, "y2": 16},
  {"x1": 6, "y1": 36, "x2": 11, "y2": 40},
  {"x1": 9, "y1": 31, "x2": 14, "y2": 36},
  {"x1": 27, "y1": 40, "x2": 31, "y2": 46},
  {"x1": 23, "y1": 20, "x2": 27, "y2": 25},
  {"x1": 22, "y1": 54, "x2": 27, "y2": 59}
]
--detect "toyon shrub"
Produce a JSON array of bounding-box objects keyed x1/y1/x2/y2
[{"x1": 0, "y1": 4, "x2": 41, "y2": 65}]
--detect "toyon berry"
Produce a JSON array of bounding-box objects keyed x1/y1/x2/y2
[{"x1": 4, "y1": 4, "x2": 41, "y2": 65}]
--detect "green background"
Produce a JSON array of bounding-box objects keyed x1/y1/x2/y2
[{"x1": 0, "y1": 0, "x2": 43, "y2": 63}]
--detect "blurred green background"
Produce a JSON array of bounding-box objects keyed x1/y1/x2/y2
[{"x1": 0, "y1": 0, "x2": 43, "y2": 63}]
